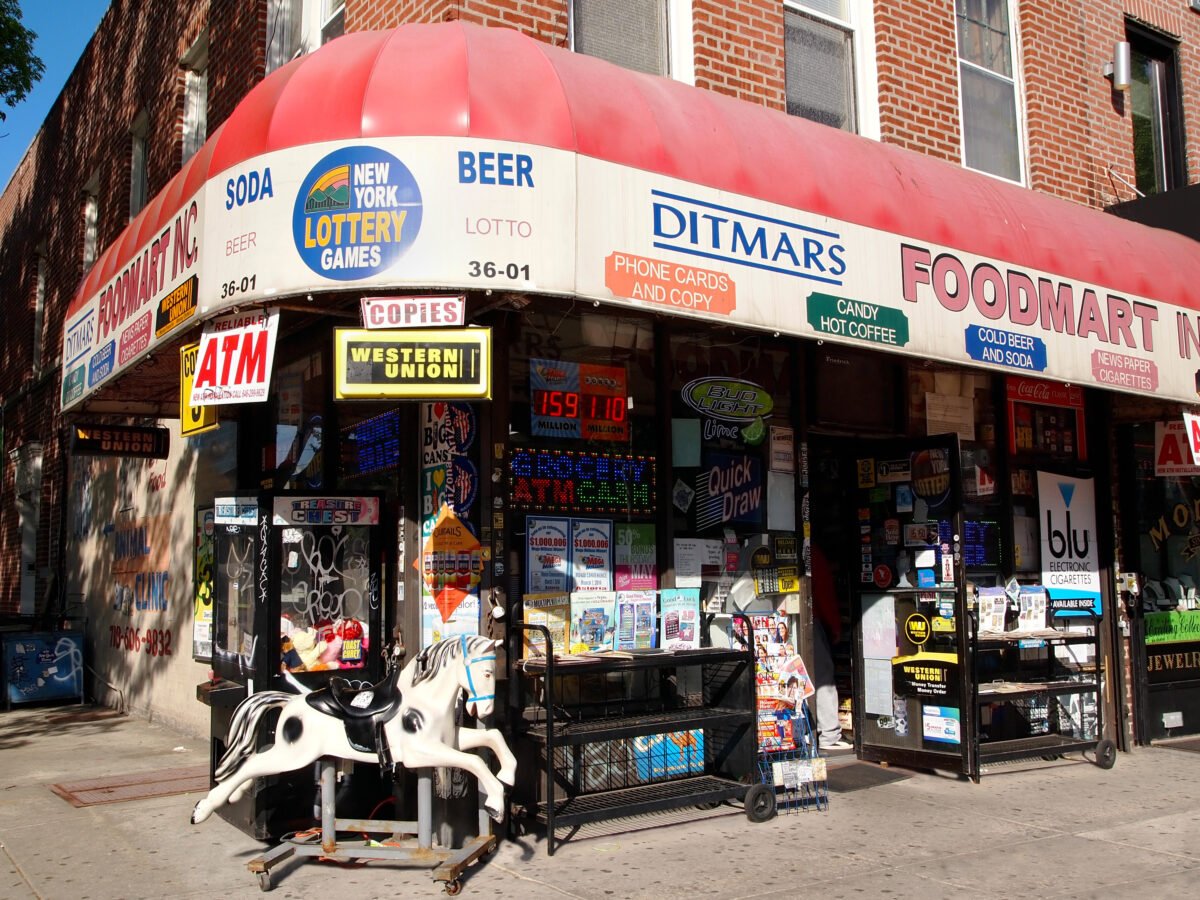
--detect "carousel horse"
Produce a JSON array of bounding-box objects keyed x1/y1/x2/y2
[{"x1": 190, "y1": 634, "x2": 516, "y2": 825}]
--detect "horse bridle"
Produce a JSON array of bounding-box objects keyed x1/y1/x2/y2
[{"x1": 460, "y1": 634, "x2": 496, "y2": 705}]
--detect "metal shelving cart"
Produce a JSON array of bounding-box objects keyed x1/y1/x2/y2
[
  {"x1": 971, "y1": 608, "x2": 1116, "y2": 781},
  {"x1": 508, "y1": 615, "x2": 768, "y2": 855}
]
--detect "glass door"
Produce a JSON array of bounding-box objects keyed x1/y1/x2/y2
[{"x1": 850, "y1": 435, "x2": 974, "y2": 776}]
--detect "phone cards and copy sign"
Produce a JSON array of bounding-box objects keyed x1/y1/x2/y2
[{"x1": 527, "y1": 516, "x2": 570, "y2": 594}]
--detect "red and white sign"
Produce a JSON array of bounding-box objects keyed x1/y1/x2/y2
[
  {"x1": 1183, "y1": 413, "x2": 1200, "y2": 465},
  {"x1": 361, "y1": 295, "x2": 465, "y2": 329},
  {"x1": 189, "y1": 308, "x2": 280, "y2": 406},
  {"x1": 1155, "y1": 421, "x2": 1200, "y2": 476}
]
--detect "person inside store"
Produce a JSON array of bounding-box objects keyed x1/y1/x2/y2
[{"x1": 810, "y1": 545, "x2": 851, "y2": 751}]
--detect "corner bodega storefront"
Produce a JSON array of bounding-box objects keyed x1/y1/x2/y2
[{"x1": 61, "y1": 22, "x2": 1200, "y2": 818}]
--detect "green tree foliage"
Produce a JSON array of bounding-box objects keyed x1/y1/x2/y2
[{"x1": 0, "y1": 0, "x2": 44, "y2": 122}]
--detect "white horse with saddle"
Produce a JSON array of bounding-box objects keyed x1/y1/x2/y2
[{"x1": 191, "y1": 634, "x2": 516, "y2": 825}]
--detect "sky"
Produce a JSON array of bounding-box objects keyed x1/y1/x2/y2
[{"x1": 0, "y1": 1, "x2": 111, "y2": 190}]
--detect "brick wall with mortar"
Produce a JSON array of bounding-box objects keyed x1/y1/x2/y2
[{"x1": 0, "y1": 0, "x2": 257, "y2": 615}]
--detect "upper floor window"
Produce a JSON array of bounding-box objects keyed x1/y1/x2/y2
[
  {"x1": 182, "y1": 34, "x2": 209, "y2": 162},
  {"x1": 129, "y1": 110, "x2": 148, "y2": 218},
  {"x1": 955, "y1": 0, "x2": 1024, "y2": 183},
  {"x1": 1127, "y1": 23, "x2": 1184, "y2": 197},
  {"x1": 266, "y1": 0, "x2": 345, "y2": 74},
  {"x1": 571, "y1": 1, "x2": 693, "y2": 81},
  {"x1": 784, "y1": 2, "x2": 857, "y2": 133}
]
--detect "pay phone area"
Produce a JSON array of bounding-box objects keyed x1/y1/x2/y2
[{"x1": 204, "y1": 492, "x2": 391, "y2": 839}]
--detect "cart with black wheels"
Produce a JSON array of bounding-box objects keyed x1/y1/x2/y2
[{"x1": 972, "y1": 607, "x2": 1115, "y2": 780}]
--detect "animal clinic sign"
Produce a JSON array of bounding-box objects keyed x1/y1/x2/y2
[{"x1": 189, "y1": 308, "x2": 280, "y2": 406}]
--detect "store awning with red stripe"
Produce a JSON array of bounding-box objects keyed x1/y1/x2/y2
[{"x1": 62, "y1": 21, "x2": 1200, "y2": 412}]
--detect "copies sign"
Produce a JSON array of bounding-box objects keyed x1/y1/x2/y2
[
  {"x1": 189, "y1": 308, "x2": 280, "y2": 406},
  {"x1": 361, "y1": 295, "x2": 464, "y2": 329}
]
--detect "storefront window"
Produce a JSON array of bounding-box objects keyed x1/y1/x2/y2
[
  {"x1": 507, "y1": 308, "x2": 658, "y2": 649},
  {"x1": 267, "y1": 350, "x2": 326, "y2": 489},
  {"x1": 338, "y1": 405, "x2": 404, "y2": 495},
  {"x1": 667, "y1": 328, "x2": 796, "y2": 606}
]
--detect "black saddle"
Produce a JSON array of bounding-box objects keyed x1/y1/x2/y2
[{"x1": 305, "y1": 662, "x2": 403, "y2": 761}]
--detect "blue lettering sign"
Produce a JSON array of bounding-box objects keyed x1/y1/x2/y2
[{"x1": 965, "y1": 325, "x2": 1047, "y2": 372}]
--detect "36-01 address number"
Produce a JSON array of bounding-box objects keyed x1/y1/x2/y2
[{"x1": 468, "y1": 261, "x2": 530, "y2": 280}]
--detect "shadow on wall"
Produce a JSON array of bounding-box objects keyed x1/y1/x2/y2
[{"x1": 63, "y1": 421, "x2": 235, "y2": 726}]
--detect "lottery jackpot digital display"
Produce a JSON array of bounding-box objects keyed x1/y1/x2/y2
[{"x1": 529, "y1": 358, "x2": 629, "y2": 442}]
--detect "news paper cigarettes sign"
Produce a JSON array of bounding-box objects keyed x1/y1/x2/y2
[{"x1": 189, "y1": 308, "x2": 280, "y2": 406}]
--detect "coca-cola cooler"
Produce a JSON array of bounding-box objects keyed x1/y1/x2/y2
[{"x1": 199, "y1": 492, "x2": 393, "y2": 839}]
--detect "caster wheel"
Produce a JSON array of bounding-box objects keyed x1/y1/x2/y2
[
  {"x1": 744, "y1": 783, "x2": 777, "y2": 823},
  {"x1": 1095, "y1": 739, "x2": 1117, "y2": 770},
  {"x1": 444, "y1": 878, "x2": 463, "y2": 896},
  {"x1": 256, "y1": 871, "x2": 272, "y2": 892},
  {"x1": 695, "y1": 800, "x2": 721, "y2": 810}
]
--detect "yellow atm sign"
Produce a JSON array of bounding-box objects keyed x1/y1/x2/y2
[
  {"x1": 180, "y1": 343, "x2": 218, "y2": 436},
  {"x1": 334, "y1": 328, "x2": 491, "y2": 400}
]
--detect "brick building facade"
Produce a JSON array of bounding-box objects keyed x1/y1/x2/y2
[{"x1": 0, "y1": 1, "x2": 1196, "y2": 743}]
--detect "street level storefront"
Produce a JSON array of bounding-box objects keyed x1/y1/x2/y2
[{"x1": 58, "y1": 23, "x2": 1200, "y2": 809}]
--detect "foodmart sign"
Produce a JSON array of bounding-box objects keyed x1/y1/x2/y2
[{"x1": 60, "y1": 139, "x2": 1200, "y2": 410}]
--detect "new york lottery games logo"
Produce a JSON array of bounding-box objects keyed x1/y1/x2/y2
[{"x1": 292, "y1": 146, "x2": 423, "y2": 281}]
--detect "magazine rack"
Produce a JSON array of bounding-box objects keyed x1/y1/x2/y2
[
  {"x1": 971, "y1": 608, "x2": 1115, "y2": 781},
  {"x1": 507, "y1": 616, "x2": 765, "y2": 855}
]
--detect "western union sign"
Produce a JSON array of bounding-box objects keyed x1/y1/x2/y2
[{"x1": 334, "y1": 328, "x2": 491, "y2": 399}]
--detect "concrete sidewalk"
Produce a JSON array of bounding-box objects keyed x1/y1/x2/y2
[{"x1": 2, "y1": 703, "x2": 1198, "y2": 899}]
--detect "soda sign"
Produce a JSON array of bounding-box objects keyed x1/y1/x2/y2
[{"x1": 189, "y1": 308, "x2": 280, "y2": 406}]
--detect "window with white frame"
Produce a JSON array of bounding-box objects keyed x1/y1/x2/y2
[
  {"x1": 571, "y1": 1, "x2": 693, "y2": 80},
  {"x1": 266, "y1": 0, "x2": 345, "y2": 74},
  {"x1": 129, "y1": 111, "x2": 148, "y2": 219},
  {"x1": 784, "y1": 2, "x2": 878, "y2": 138},
  {"x1": 785, "y1": 2, "x2": 856, "y2": 132},
  {"x1": 182, "y1": 34, "x2": 209, "y2": 162},
  {"x1": 955, "y1": 0, "x2": 1023, "y2": 182},
  {"x1": 82, "y1": 178, "x2": 98, "y2": 271}
]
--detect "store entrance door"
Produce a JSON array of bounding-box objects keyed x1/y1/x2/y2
[{"x1": 846, "y1": 435, "x2": 975, "y2": 776}]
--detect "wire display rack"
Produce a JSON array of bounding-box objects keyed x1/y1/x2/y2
[{"x1": 756, "y1": 698, "x2": 828, "y2": 812}]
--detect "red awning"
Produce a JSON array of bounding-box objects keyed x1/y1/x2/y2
[{"x1": 68, "y1": 21, "x2": 1200, "y2": 323}]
